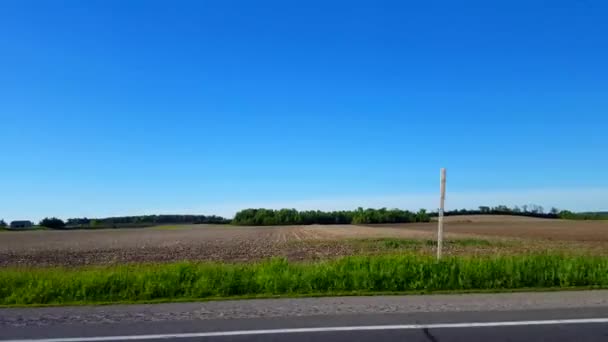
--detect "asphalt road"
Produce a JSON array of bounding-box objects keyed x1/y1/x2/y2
[{"x1": 2, "y1": 291, "x2": 608, "y2": 341}]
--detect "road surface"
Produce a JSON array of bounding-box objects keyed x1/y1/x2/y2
[{"x1": 2, "y1": 291, "x2": 608, "y2": 341}]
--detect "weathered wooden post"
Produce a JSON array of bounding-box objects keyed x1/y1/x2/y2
[{"x1": 437, "y1": 168, "x2": 446, "y2": 260}]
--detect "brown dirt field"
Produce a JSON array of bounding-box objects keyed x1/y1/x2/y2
[
  {"x1": 0, "y1": 225, "x2": 357, "y2": 267},
  {"x1": 1, "y1": 216, "x2": 607, "y2": 267},
  {"x1": 382, "y1": 215, "x2": 608, "y2": 242},
  {"x1": 440, "y1": 215, "x2": 557, "y2": 223}
]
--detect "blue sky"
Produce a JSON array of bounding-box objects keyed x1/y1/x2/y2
[{"x1": 1, "y1": 1, "x2": 607, "y2": 221}]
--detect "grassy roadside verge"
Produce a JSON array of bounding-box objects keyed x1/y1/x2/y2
[{"x1": 2, "y1": 254, "x2": 608, "y2": 306}]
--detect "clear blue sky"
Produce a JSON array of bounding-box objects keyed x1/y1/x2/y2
[{"x1": 1, "y1": 1, "x2": 607, "y2": 221}]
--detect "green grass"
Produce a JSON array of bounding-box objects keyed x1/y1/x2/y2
[
  {"x1": 2, "y1": 254, "x2": 608, "y2": 306},
  {"x1": 380, "y1": 239, "x2": 421, "y2": 249},
  {"x1": 356, "y1": 238, "x2": 499, "y2": 250},
  {"x1": 425, "y1": 238, "x2": 497, "y2": 247}
]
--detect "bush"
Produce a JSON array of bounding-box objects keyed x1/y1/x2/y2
[{"x1": 39, "y1": 217, "x2": 66, "y2": 229}]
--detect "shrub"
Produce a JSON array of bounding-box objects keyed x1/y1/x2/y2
[{"x1": 39, "y1": 217, "x2": 66, "y2": 229}]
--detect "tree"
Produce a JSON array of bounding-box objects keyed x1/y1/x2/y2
[
  {"x1": 39, "y1": 217, "x2": 66, "y2": 229},
  {"x1": 493, "y1": 205, "x2": 511, "y2": 213},
  {"x1": 527, "y1": 204, "x2": 544, "y2": 214},
  {"x1": 0, "y1": 219, "x2": 6, "y2": 228},
  {"x1": 232, "y1": 207, "x2": 426, "y2": 226},
  {"x1": 559, "y1": 210, "x2": 575, "y2": 219},
  {"x1": 550, "y1": 207, "x2": 559, "y2": 215},
  {"x1": 415, "y1": 209, "x2": 429, "y2": 222}
]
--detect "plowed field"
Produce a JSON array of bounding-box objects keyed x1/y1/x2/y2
[{"x1": 2, "y1": 216, "x2": 607, "y2": 267}]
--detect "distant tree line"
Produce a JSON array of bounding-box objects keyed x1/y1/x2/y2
[
  {"x1": 430, "y1": 204, "x2": 560, "y2": 219},
  {"x1": 64, "y1": 214, "x2": 230, "y2": 229},
  {"x1": 6, "y1": 206, "x2": 608, "y2": 231},
  {"x1": 232, "y1": 208, "x2": 430, "y2": 226},
  {"x1": 430, "y1": 205, "x2": 608, "y2": 220},
  {"x1": 558, "y1": 211, "x2": 608, "y2": 220}
]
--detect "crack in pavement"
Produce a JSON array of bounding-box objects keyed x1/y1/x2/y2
[{"x1": 422, "y1": 328, "x2": 439, "y2": 342}]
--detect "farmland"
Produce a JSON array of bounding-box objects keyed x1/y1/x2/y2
[
  {"x1": 3, "y1": 215, "x2": 608, "y2": 306},
  {"x1": 2, "y1": 215, "x2": 608, "y2": 267}
]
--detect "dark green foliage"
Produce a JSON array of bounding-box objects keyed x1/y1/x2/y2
[
  {"x1": 431, "y1": 204, "x2": 559, "y2": 219},
  {"x1": 434, "y1": 205, "x2": 607, "y2": 220},
  {"x1": 0, "y1": 219, "x2": 6, "y2": 228},
  {"x1": 559, "y1": 210, "x2": 608, "y2": 220},
  {"x1": 39, "y1": 217, "x2": 65, "y2": 229},
  {"x1": 2, "y1": 254, "x2": 608, "y2": 305},
  {"x1": 233, "y1": 208, "x2": 430, "y2": 226},
  {"x1": 66, "y1": 215, "x2": 231, "y2": 229},
  {"x1": 351, "y1": 208, "x2": 430, "y2": 224}
]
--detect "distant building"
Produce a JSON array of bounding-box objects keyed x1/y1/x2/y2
[{"x1": 10, "y1": 220, "x2": 33, "y2": 229}]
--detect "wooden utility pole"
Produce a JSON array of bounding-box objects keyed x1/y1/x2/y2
[{"x1": 437, "y1": 168, "x2": 446, "y2": 260}]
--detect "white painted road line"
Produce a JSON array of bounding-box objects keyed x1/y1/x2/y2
[{"x1": 3, "y1": 318, "x2": 608, "y2": 342}]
